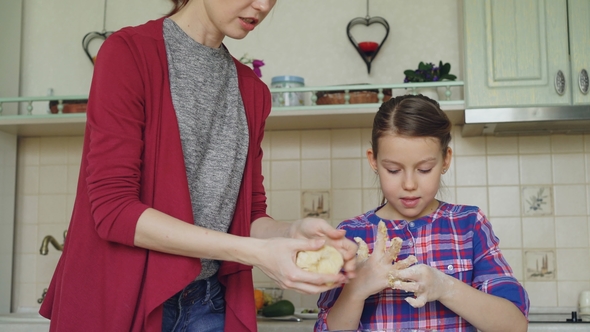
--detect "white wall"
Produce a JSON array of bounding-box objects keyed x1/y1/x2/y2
[{"x1": 18, "y1": 0, "x2": 462, "y2": 98}]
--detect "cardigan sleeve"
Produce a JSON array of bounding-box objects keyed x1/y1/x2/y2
[
  {"x1": 233, "y1": 59, "x2": 272, "y2": 224},
  {"x1": 84, "y1": 31, "x2": 151, "y2": 246},
  {"x1": 250, "y1": 84, "x2": 271, "y2": 223}
]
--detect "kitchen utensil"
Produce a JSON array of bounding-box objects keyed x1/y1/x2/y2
[{"x1": 294, "y1": 308, "x2": 319, "y2": 320}]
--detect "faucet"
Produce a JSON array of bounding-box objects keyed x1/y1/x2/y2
[
  {"x1": 38, "y1": 288, "x2": 48, "y2": 303},
  {"x1": 40, "y1": 230, "x2": 67, "y2": 255}
]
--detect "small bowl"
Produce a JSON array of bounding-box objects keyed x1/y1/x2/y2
[
  {"x1": 49, "y1": 100, "x2": 88, "y2": 114},
  {"x1": 256, "y1": 287, "x2": 283, "y2": 306}
]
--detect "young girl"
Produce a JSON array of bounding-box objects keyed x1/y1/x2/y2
[
  {"x1": 315, "y1": 95, "x2": 529, "y2": 332},
  {"x1": 39, "y1": 1, "x2": 357, "y2": 331}
]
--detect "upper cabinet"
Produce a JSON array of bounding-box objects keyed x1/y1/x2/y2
[
  {"x1": 568, "y1": 0, "x2": 590, "y2": 105},
  {"x1": 463, "y1": 0, "x2": 590, "y2": 108}
]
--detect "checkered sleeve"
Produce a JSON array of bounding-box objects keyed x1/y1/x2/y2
[{"x1": 471, "y1": 209, "x2": 530, "y2": 317}]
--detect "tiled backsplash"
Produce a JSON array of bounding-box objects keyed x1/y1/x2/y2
[{"x1": 12, "y1": 128, "x2": 590, "y2": 313}]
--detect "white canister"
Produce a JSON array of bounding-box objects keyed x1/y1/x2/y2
[
  {"x1": 271, "y1": 75, "x2": 305, "y2": 106},
  {"x1": 579, "y1": 290, "x2": 590, "y2": 317}
]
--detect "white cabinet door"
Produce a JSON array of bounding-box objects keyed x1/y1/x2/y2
[
  {"x1": 568, "y1": 0, "x2": 590, "y2": 105},
  {"x1": 464, "y1": 0, "x2": 571, "y2": 108}
]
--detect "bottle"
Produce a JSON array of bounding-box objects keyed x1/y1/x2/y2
[{"x1": 271, "y1": 75, "x2": 305, "y2": 107}]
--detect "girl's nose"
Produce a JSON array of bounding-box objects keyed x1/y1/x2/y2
[{"x1": 402, "y1": 174, "x2": 417, "y2": 191}]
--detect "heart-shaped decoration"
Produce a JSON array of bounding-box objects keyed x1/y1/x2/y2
[
  {"x1": 82, "y1": 30, "x2": 113, "y2": 65},
  {"x1": 346, "y1": 16, "x2": 390, "y2": 74}
]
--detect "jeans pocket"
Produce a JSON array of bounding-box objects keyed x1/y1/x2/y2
[{"x1": 206, "y1": 281, "x2": 225, "y2": 313}]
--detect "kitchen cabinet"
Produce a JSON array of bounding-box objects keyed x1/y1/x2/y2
[{"x1": 463, "y1": 0, "x2": 590, "y2": 108}]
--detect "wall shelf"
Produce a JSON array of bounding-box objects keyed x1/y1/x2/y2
[{"x1": 0, "y1": 82, "x2": 464, "y2": 136}]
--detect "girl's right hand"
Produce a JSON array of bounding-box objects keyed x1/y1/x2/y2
[
  {"x1": 254, "y1": 236, "x2": 349, "y2": 294},
  {"x1": 345, "y1": 226, "x2": 401, "y2": 299}
]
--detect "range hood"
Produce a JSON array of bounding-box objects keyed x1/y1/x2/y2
[{"x1": 462, "y1": 105, "x2": 590, "y2": 137}]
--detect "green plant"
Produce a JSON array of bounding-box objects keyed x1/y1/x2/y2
[{"x1": 404, "y1": 61, "x2": 457, "y2": 83}]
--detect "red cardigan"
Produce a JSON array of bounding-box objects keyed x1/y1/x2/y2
[{"x1": 40, "y1": 17, "x2": 271, "y2": 332}]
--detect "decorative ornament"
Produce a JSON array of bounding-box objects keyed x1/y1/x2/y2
[
  {"x1": 346, "y1": 0, "x2": 390, "y2": 74},
  {"x1": 82, "y1": 0, "x2": 113, "y2": 65}
]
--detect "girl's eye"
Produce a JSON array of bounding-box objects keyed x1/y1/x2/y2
[
  {"x1": 387, "y1": 169, "x2": 400, "y2": 174},
  {"x1": 418, "y1": 169, "x2": 433, "y2": 174}
]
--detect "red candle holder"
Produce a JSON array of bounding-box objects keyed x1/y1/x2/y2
[
  {"x1": 358, "y1": 41, "x2": 379, "y2": 57},
  {"x1": 346, "y1": 13, "x2": 390, "y2": 74}
]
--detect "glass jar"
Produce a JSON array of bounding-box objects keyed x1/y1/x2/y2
[{"x1": 271, "y1": 75, "x2": 305, "y2": 106}]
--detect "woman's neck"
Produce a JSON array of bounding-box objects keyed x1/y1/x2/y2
[{"x1": 169, "y1": 3, "x2": 224, "y2": 48}]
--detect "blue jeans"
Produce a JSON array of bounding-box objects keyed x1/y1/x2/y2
[{"x1": 162, "y1": 275, "x2": 225, "y2": 332}]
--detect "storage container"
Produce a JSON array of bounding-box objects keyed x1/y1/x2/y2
[{"x1": 271, "y1": 75, "x2": 305, "y2": 106}]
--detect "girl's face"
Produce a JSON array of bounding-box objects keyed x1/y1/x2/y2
[
  {"x1": 201, "y1": 0, "x2": 276, "y2": 40},
  {"x1": 367, "y1": 134, "x2": 452, "y2": 221}
]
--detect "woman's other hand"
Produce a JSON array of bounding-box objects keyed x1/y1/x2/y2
[
  {"x1": 289, "y1": 218, "x2": 358, "y2": 278},
  {"x1": 254, "y1": 236, "x2": 348, "y2": 294}
]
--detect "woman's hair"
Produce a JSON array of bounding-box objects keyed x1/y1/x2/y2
[
  {"x1": 167, "y1": 0, "x2": 190, "y2": 16},
  {"x1": 371, "y1": 94, "x2": 452, "y2": 158}
]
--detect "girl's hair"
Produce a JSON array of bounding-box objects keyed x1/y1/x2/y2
[
  {"x1": 371, "y1": 94, "x2": 452, "y2": 158},
  {"x1": 167, "y1": 0, "x2": 189, "y2": 16}
]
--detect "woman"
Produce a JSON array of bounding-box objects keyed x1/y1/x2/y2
[{"x1": 39, "y1": 1, "x2": 357, "y2": 331}]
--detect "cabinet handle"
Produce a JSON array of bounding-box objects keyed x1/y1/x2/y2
[
  {"x1": 579, "y1": 69, "x2": 589, "y2": 95},
  {"x1": 555, "y1": 70, "x2": 566, "y2": 96}
]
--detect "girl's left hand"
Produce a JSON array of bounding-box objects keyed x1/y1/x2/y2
[
  {"x1": 289, "y1": 218, "x2": 358, "y2": 278},
  {"x1": 388, "y1": 264, "x2": 456, "y2": 308}
]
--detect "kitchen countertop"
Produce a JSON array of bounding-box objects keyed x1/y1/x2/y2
[
  {"x1": 0, "y1": 313, "x2": 590, "y2": 332},
  {"x1": 258, "y1": 317, "x2": 316, "y2": 332},
  {"x1": 257, "y1": 316, "x2": 590, "y2": 332}
]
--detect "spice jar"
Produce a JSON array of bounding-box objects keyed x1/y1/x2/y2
[{"x1": 271, "y1": 75, "x2": 305, "y2": 106}]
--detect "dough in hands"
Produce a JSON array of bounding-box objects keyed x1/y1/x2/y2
[
  {"x1": 354, "y1": 237, "x2": 369, "y2": 262},
  {"x1": 296, "y1": 245, "x2": 344, "y2": 275},
  {"x1": 354, "y1": 221, "x2": 404, "y2": 263},
  {"x1": 387, "y1": 255, "x2": 419, "y2": 288},
  {"x1": 354, "y1": 221, "x2": 418, "y2": 287}
]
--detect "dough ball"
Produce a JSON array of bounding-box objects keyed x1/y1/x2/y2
[{"x1": 296, "y1": 245, "x2": 344, "y2": 275}]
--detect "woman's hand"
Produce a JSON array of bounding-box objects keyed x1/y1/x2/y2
[
  {"x1": 389, "y1": 264, "x2": 455, "y2": 307},
  {"x1": 289, "y1": 218, "x2": 358, "y2": 278},
  {"x1": 254, "y1": 236, "x2": 349, "y2": 294}
]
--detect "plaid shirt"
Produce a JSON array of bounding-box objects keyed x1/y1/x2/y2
[{"x1": 315, "y1": 202, "x2": 529, "y2": 332}]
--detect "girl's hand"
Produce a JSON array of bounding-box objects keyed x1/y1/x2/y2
[
  {"x1": 289, "y1": 218, "x2": 358, "y2": 278},
  {"x1": 254, "y1": 236, "x2": 349, "y2": 294},
  {"x1": 389, "y1": 264, "x2": 455, "y2": 308},
  {"x1": 345, "y1": 222, "x2": 402, "y2": 299}
]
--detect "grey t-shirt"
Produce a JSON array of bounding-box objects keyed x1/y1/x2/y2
[{"x1": 163, "y1": 18, "x2": 249, "y2": 279}]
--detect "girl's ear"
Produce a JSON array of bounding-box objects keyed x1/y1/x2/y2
[
  {"x1": 443, "y1": 147, "x2": 453, "y2": 171},
  {"x1": 366, "y1": 148, "x2": 378, "y2": 173}
]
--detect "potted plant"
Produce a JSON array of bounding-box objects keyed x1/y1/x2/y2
[
  {"x1": 404, "y1": 61, "x2": 457, "y2": 83},
  {"x1": 403, "y1": 61, "x2": 457, "y2": 100},
  {"x1": 239, "y1": 53, "x2": 265, "y2": 78}
]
